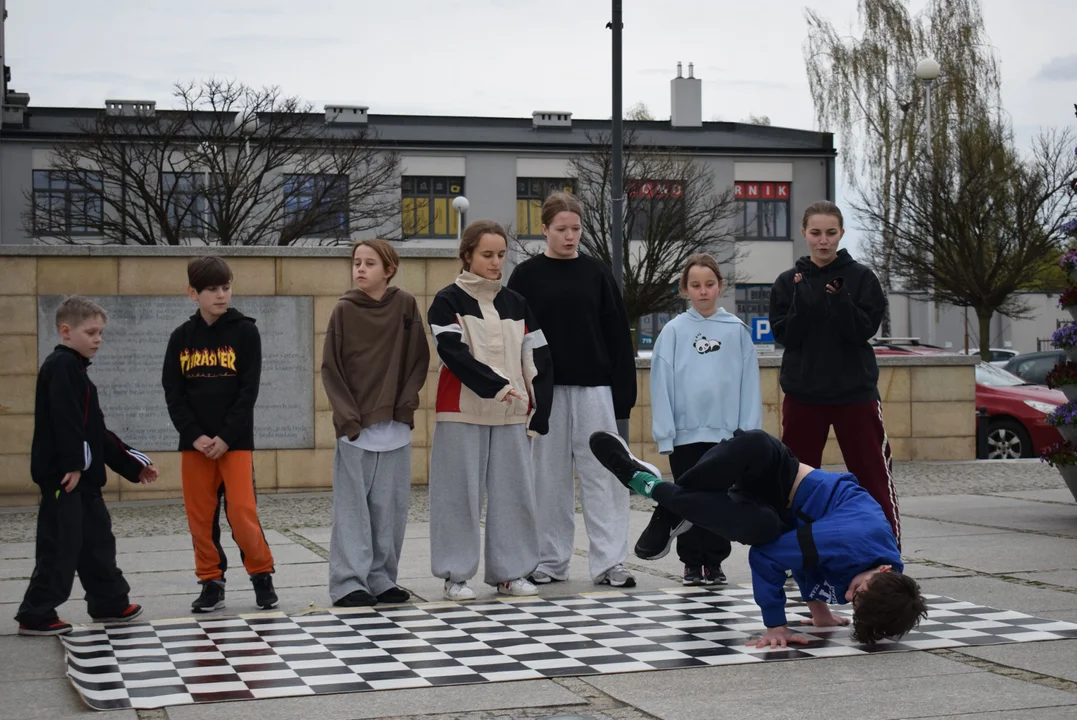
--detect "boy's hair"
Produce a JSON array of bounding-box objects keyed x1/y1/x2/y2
[
  {"x1": 458, "y1": 219, "x2": 508, "y2": 272},
  {"x1": 55, "y1": 295, "x2": 107, "y2": 330},
  {"x1": 678, "y1": 253, "x2": 723, "y2": 294},
  {"x1": 851, "y1": 572, "x2": 928, "y2": 645},
  {"x1": 352, "y1": 239, "x2": 400, "y2": 282},
  {"x1": 188, "y1": 256, "x2": 234, "y2": 292}
]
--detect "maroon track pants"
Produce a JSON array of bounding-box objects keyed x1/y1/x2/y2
[{"x1": 781, "y1": 396, "x2": 901, "y2": 548}]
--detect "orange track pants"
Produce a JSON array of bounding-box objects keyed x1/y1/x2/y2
[{"x1": 181, "y1": 450, "x2": 274, "y2": 582}]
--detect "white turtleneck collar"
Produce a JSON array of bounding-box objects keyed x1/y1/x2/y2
[{"x1": 455, "y1": 270, "x2": 502, "y2": 302}]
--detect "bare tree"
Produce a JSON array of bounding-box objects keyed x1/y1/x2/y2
[
  {"x1": 804, "y1": 0, "x2": 1001, "y2": 335},
  {"x1": 25, "y1": 79, "x2": 401, "y2": 245},
  {"x1": 862, "y1": 120, "x2": 1077, "y2": 362},
  {"x1": 742, "y1": 114, "x2": 772, "y2": 126},
  {"x1": 563, "y1": 130, "x2": 742, "y2": 324}
]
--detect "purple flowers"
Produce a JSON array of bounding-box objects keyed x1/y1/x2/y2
[
  {"x1": 1061, "y1": 248, "x2": 1077, "y2": 273},
  {"x1": 1051, "y1": 322, "x2": 1077, "y2": 348},
  {"x1": 1041, "y1": 441, "x2": 1077, "y2": 467},
  {"x1": 1048, "y1": 401, "x2": 1077, "y2": 427}
]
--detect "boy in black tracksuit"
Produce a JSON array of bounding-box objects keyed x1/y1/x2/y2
[
  {"x1": 162, "y1": 256, "x2": 276, "y2": 613},
  {"x1": 16, "y1": 297, "x2": 158, "y2": 636}
]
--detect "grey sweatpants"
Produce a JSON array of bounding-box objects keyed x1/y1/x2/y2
[
  {"x1": 532, "y1": 385, "x2": 630, "y2": 582},
  {"x1": 429, "y1": 422, "x2": 539, "y2": 585},
  {"x1": 328, "y1": 441, "x2": 411, "y2": 603}
]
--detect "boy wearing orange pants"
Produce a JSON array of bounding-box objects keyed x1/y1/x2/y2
[{"x1": 162, "y1": 256, "x2": 276, "y2": 613}]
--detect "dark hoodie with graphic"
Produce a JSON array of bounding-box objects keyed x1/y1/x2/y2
[
  {"x1": 768, "y1": 249, "x2": 887, "y2": 404},
  {"x1": 320, "y1": 287, "x2": 430, "y2": 440},
  {"x1": 162, "y1": 308, "x2": 262, "y2": 451}
]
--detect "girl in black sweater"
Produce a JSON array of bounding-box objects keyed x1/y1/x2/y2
[{"x1": 507, "y1": 192, "x2": 637, "y2": 587}]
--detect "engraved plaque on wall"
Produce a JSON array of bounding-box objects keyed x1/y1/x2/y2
[{"x1": 37, "y1": 296, "x2": 314, "y2": 451}]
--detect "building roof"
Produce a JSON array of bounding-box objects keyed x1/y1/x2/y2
[{"x1": 3, "y1": 106, "x2": 835, "y2": 157}]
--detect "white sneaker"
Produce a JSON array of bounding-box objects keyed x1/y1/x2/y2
[
  {"x1": 498, "y1": 578, "x2": 538, "y2": 596},
  {"x1": 599, "y1": 564, "x2": 637, "y2": 588},
  {"x1": 443, "y1": 580, "x2": 475, "y2": 601}
]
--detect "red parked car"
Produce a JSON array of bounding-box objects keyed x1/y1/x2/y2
[{"x1": 871, "y1": 339, "x2": 1064, "y2": 459}]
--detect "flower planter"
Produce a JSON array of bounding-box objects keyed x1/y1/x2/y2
[
  {"x1": 1057, "y1": 426, "x2": 1077, "y2": 445},
  {"x1": 1066, "y1": 348, "x2": 1077, "y2": 364},
  {"x1": 1057, "y1": 465, "x2": 1077, "y2": 502},
  {"x1": 1063, "y1": 385, "x2": 1077, "y2": 403}
]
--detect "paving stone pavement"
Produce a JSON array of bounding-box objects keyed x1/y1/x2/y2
[{"x1": 0, "y1": 459, "x2": 1074, "y2": 720}]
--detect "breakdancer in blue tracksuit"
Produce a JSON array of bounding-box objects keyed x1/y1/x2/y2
[{"x1": 589, "y1": 428, "x2": 927, "y2": 648}]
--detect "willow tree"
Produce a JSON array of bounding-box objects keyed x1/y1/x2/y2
[{"x1": 803, "y1": 0, "x2": 1001, "y2": 335}]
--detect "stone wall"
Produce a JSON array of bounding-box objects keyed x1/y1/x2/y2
[{"x1": 0, "y1": 247, "x2": 977, "y2": 506}]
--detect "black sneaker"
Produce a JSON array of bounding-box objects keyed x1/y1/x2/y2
[
  {"x1": 708, "y1": 564, "x2": 728, "y2": 585},
  {"x1": 588, "y1": 431, "x2": 661, "y2": 492},
  {"x1": 252, "y1": 573, "x2": 278, "y2": 610},
  {"x1": 377, "y1": 587, "x2": 411, "y2": 604},
  {"x1": 17, "y1": 617, "x2": 73, "y2": 636},
  {"x1": 334, "y1": 589, "x2": 377, "y2": 607},
  {"x1": 192, "y1": 580, "x2": 226, "y2": 613},
  {"x1": 683, "y1": 566, "x2": 706, "y2": 586},
  {"x1": 635, "y1": 507, "x2": 692, "y2": 560}
]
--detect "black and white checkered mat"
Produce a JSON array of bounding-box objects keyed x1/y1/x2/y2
[{"x1": 61, "y1": 586, "x2": 1077, "y2": 710}]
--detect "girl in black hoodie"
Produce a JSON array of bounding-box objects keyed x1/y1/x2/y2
[{"x1": 768, "y1": 201, "x2": 900, "y2": 547}]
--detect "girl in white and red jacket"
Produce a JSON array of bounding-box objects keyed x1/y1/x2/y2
[{"x1": 427, "y1": 219, "x2": 553, "y2": 601}]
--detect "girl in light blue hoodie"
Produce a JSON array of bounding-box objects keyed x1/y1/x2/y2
[{"x1": 635, "y1": 254, "x2": 762, "y2": 586}]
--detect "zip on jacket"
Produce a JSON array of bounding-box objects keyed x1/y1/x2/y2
[
  {"x1": 650, "y1": 307, "x2": 763, "y2": 454},
  {"x1": 32, "y1": 345, "x2": 152, "y2": 492}
]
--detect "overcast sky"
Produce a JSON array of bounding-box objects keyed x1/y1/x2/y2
[{"x1": 5, "y1": 0, "x2": 1076, "y2": 254}]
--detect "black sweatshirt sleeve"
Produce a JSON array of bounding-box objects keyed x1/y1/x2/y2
[
  {"x1": 219, "y1": 322, "x2": 261, "y2": 448},
  {"x1": 831, "y1": 269, "x2": 886, "y2": 344},
  {"x1": 102, "y1": 428, "x2": 152, "y2": 483},
  {"x1": 428, "y1": 291, "x2": 511, "y2": 399},
  {"x1": 769, "y1": 273, "x2": 814, "y2": 350},
  {"x1": 600, "y1": 265, "x2": 638, "y2": 419},
  {"x1": 523, "y1": 302, "x2": 554, "y2": 435},
  {"x1": 48, "y1": 357, "x2": 90, "y2": 475},
  {"x1": 162, "y1": 326, "x2": 205, "y2": 448}
]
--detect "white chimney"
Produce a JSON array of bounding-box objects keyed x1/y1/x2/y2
[
  {"x1": 325, "y1": 105, "x2": 369, "y2": 125},
  {"x1": 671, "y1": 62, "x2": 702, "y2": 128},
  {"x1": 532, "y1": 111, "x2": 572, "y2": 129},
  {"x1": 105, "y1": 99, "x2": 156, "y2": 117}
]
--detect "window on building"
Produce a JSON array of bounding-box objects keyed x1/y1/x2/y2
[
  {"x1": 283, "y1": 174, "x2": 349, "y2": 235},
  {"x1": 735, "y1": 283, "x2": 773, "y2": 326},
  {"x1": 162, "y1": 172, "x2": 205, "y2": 234},
  {"x1": 31, "y1": 170, "x2": 104, "y2": 234},
  {"x1": 734, "y1": 182, "x2": 790, "y2": 239},
  {"x1": 515, "y1": 178, "x2": 576, "y2": 237},
  {"x1": 627, "y1": 179, "x2": 685, "y2": 240},
  {"x1": 401, "y1": 176, "x2": 464, "y2": 237}
]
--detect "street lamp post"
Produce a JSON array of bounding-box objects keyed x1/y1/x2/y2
[
  {"x1": 916, "y1": 57, "x2": 941, "y2": 347},
  {"x1": 610, "y1": 0, "x2": 625, "y2": 294},
  {"x1": 452, "y1": 195, "x2": 469, "y2": 242}
]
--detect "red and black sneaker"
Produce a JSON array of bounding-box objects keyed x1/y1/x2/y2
[
  {"x1": 18, "y1": 618, "x2": 73, "y2": 636},
  {"x1": 91, "y1": 604, "x2": 144, "y2": 624}
]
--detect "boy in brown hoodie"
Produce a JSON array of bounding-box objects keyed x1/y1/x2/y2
[{"x1": 321, "y1": 239, "x2": 430, "y2": 606}]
